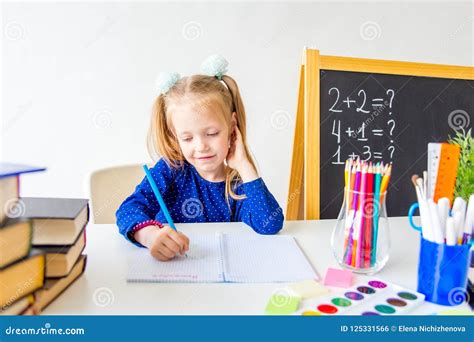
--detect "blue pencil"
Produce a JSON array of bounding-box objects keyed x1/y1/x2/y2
[
  {"x1": 142, "y1": 165, "x2": 177, "y2": 231},
  {"x1": 371, "y1": 164, "x2": 382, "y2": 266}
]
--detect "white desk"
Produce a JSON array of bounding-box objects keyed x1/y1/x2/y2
[{"x1": 43, "y1": 217, "x2": 470, "y2": 315}]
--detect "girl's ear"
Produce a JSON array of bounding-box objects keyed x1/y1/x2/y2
[
  {"x1": 231, "y1": 112, "x2": 237, "y2": 130},
  {"x1": 228, "y1": 112, "x2": 237, "y2": 146}
]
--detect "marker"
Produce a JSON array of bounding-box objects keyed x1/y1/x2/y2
[
  {"x1": 453, "y1": 210, "x2": 464, "y2": 245},
  {"x1": 416, "y1": 186, "x2": 433, "y2": 242},
  {"x1": 416, "y1": 177, "x2": 425, "y2": 199},
  {"x1": 428, "y1": 199, "x2": 445, "y2": 244},
  {"x1": 437, "y1": 197, "x2": 450, "y2": 237},
  {"x1": 452, "y1": 197, "x2": 467, "y2": 245},
  {"x1": 462, "y1": 195, "x2": 474, "y2": 244},
  {"x1": 446, "y1": 217, "x2": 457, "y2": 246},
  {"x1": 452, "y1": 197, "x2": 467, "y2": 216}
]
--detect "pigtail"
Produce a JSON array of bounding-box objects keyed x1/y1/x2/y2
[
  {"x1": 221, "y1": 75, "x2": 259, "y2": 204},
  {"x1": 147, "y1": 94, "x2": 184, "y2": 168}
]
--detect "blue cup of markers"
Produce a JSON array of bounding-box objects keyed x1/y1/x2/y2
[
  {"x1": 417, "y1": 237, "x2": 470, "y2": 306},
  {"x1": 408, "y1": 202, "x2": 472, "y2": 306}
]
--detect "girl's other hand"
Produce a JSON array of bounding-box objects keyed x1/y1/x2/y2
[{"x1": 226, "y1": 126, "x2": 258, "y2": 182}]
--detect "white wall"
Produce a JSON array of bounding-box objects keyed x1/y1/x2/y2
[{"x1": 2, "y1": 1, "x2": 472, "y2": 211}]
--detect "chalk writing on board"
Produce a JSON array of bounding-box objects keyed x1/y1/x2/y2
[{"x1": 328, "y1": 87, "x2": 396, "y2": 164}]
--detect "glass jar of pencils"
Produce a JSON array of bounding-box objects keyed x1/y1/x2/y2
[{"x1": 331, "y1": 188, "x2": 391, "y2": 274}]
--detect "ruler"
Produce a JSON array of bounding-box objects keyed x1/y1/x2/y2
[
  {"x1": 427, "y1": 143, "x2": 441, "y2": 199},
  {"x1": 431, "y1": 143, "x2": 460, "y2": 205}
]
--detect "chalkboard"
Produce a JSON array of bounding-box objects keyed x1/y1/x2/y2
[
  {"x1": 286, "y1": 49, "x2": 474, "y2": 221},
  {"x1": 319, "y1": 70, "x2": 474, "y2": 218}
]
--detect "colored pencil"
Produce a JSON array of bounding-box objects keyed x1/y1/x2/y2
[
  {"x1": 143, "y1": 165, "x2": 187, "y2": 257},
  {"x1": 343, "y1": 160, "x2": 353, "y2": 251},
  {"x1": 364, "y1": 163, "x2": 374, "y2": 268},
  {"x1": 341, "y1": 158, "x2": 392, "y2": 269},
  {"x1": 371, "y1": 164, "x2": 382, "y2": 266},
  {"x1": 348, "y1": 159, "x2": 357, "y2": 209},
  {"x1": 355, "y1": 163, "x2": 367, "y2": 268},
  {"x1": 345, "y1": 162, "x2": 361, "y2": 266},
  {"x1": 379, "y1": 164, "x2": 392, "y2": 203},
  {"x1": 350, "y1": 163, "x2": 362, "y2": 267},
  {"x1": 143, "y1": 165, "x2": 178, "y2": 231}
]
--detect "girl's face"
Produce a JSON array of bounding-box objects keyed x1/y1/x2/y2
[{"x1": 169, "y1": 97, "x2": 235, "y2": 180}]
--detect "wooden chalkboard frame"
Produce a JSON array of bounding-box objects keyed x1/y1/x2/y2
[{"x1": 286, "y1": 48, "x2": 474, "y2": 220}]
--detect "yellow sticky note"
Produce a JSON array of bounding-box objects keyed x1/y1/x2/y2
[
  {"x1": 265, "y1": 294, "x2": 300, "y2": 315},
  {"x1": 288, "y1": 280, "x2": 330, "y2": 299}
]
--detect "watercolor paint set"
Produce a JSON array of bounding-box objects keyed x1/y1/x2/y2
[{"x1": 295, "y1": 278, "x2": 425, "y2": 316}]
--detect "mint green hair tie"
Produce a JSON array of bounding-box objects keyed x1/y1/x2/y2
[
  {"x1": 156, "y1": 72, "x2": 181, "y2": 95},
  {"x1": 201, "y1": 54, "x2": 229, "y2": 80}
]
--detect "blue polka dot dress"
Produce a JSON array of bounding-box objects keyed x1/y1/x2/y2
[{"x1": 116, "y1": 158, "x2": 284, "y2": 246}]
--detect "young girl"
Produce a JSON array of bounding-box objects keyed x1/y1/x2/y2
[{"x1": 116, "y1": 55, "x2": 284, "y2": 261}]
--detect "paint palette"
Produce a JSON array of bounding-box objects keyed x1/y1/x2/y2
[{"x1": 295, "y1": 278, "x2": 425, "y2": 316}]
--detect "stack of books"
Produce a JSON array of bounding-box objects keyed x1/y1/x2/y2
[
  {"x1": 0, "y1": 163, "x2": 89, "y2": 315},
  {"x1": 24, "y1": 197, "x2": 89, "y2": 312},
  {"x1": 0, "y1": 163, "x2": 46, "y2": 315}
]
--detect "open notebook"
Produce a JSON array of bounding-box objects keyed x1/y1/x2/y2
[{"x1": 127, "y1": 233, "x2": 318, "y2": 283}]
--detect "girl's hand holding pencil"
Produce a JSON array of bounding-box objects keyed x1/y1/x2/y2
[
  {"x1": 141, "y1": 165, "x2": 190, "y2": 261},
  {"x1": 134, "y1": 225, "x2": 190, "y2": 261}
]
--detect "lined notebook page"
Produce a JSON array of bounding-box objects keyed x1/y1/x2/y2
[
  {"x1": 127, "y1": 233, "x2": 223, "y2": 283},
  {"x1": 221, "y1": 234, "x2": 317, "y2": 283}
]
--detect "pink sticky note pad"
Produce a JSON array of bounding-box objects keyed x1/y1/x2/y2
[{"x1": 323, "y1": 268, "x2": 353, "y2": 288}]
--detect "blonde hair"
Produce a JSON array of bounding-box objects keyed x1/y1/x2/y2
[{"x1": 147, "y1": 74, "x2": 257, "y2": 204}]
